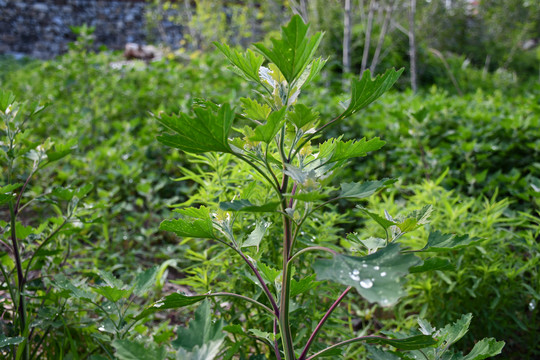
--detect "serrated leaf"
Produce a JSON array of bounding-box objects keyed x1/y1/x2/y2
[
  {"x1": 341, "y1": 68, "x2": 404, "y2": 119},
  {"x1": 133, "y1": 266, "x2": 158, "y2": 296},
  {"x1": 366, "y1": 346, "x2": 401, "y2": 360},
  {"x1": 462, "y1": 337, "x2": 505, "y2": 360},
  {"x1": 93, "y1": 286, "x2": 131, "y2": 302},
  {"x1": 312, "y1": 243, "x2": 420, "y2": 306},
  {"x1": 214, "y1": 43, "x2": 264, "y2": 83},
  {"x1": 242, "y1": 221, "x2": 272, "y2": 252},
  {"x1": 0, "y1": 183, "x2": 23, "y2": 194},
  {"x1": 253, "y1": 15, "x2": 323, "y2": 84},
  {"x1": 292, "y1": 191, "x2": 328, "y2": 202},
  {"x1": 240, "y1": 98, "x2": 271, "y2": 121},
  {"x1": 257, "y1": 262, "x2": 281, "y2": 284},
  {"x1": 417, "y1": 318, "x2": 436, "y2": 336},
  {"x1": 347, "y1": 234, "x2": 386, "y2": 253},
  {"x1": 53, "y1": 274, "x2": 95, "y2": 301},
  {"x1": 172, "y1": 299, "x2": 225, "y2": 351},
  {"x1": 136, "y1": 293, "x2": 207, "y2": 320},
  {"x1": 312, "y1": 335, "x2": 436, "y2": 358},
  {"x1": 96, "y1": 269, "x2": 124, "y2": 289},
  {"x1": 288, "y1": 104, "x2": 319, "y2": 129},
  {"x1": 421, "y1": 231, "x2": 483, "y2": 252},
  {"x1": 440, "y1": 313, "x2": 472, "y2": 347},
  {"x1": 290, "y1": 274, "x2": 320, "y2": 298},
  {"x1": 0, "y1": 334, "x2": 24, "y2": 348},
  {"x1": 319, "y1": 137, "x2": 386, "y2": 164},
  {"x1": 156, "y1": 102, "x2": 234, "y2": 154},
  {"x1": 340, "y1": 179, "x2": 396, "y2": 199},
  {"x1": 160, "y1": 207, "x2": 215, "y2": 239},
  {"x1": 175, "y1": 339, "x2": 224, "y2": 360},
  {"x1": 410, "y1": 258, "x2": 453, "y2": 273},
  {"x1": 112, "y1": 339, "x2": 167, "y2": 360},
  {"x1": 219, "y1": 200, "x2": 279, "y2": 212},
  {"x1": 45, "y1": 138, "x2": 77, "y2": 163},
  {"x1": 250, "y1": 107, "x2": 286, "y2": 143},
  {"x1": 358, "y1": 206, "x2": 397, "y2": 231}
]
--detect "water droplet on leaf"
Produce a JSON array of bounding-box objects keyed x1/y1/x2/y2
[{"x1": 360, "y1": 279, "x2": 373, "y2": 289}]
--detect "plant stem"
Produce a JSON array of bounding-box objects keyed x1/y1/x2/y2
[
  {"x1": 236, "y1": 250, "x2": 280, "y2": 315},
  {"x1": 206, "y1": 292, "x2": 276, "y2": 319},
  {"x1": 305, "y1": 335, "x2": 393, "y2": 360},
  {"x1": 288, "y1": 246, "x2": 337, "y2": 264},
  {"x1": 298, "y1": 286, "x2": 352, "y2": 360},
  {"x1": 9, "y1": 200, "x2": 29, "y2": 360}
]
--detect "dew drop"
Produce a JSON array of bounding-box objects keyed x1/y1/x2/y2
[
  {"x1": 349, "y1": 271, "x2": 360, "y2": 281},
  {"x1": 153, "y1": 301, "x2": 165, "y2": 308},
  {"x1": 360, "y1": 279, "x2": 373, "y2": 289},
  {"x1": 380, "y1": 271, "x2": 387, "y2": 277},
  {"x1": 98, "y1": 325, "x2": 105, "y2": 332},
  {"x1": 373, "y1": 265, "x2": 380, "y2": 271},
  {"x1": 362, "y1": 264, "x2": 368, "y2": 268},
  {"x1": 529, "y1": 300, "x2": 536, "y2": 311}
]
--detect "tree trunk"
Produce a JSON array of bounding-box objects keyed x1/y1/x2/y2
[
  {"x1": 408, "y1": 0, "x2": 418, "y2": 92},
  {"x1": 370, "y1": 0, "x2": 397, "y2": 73},
  {"x1": 343, "y1": 0, "x2": 352, "y2": 75},
  {"x1": 360, "y1": 0, "x2": 376, "y2": 76}
]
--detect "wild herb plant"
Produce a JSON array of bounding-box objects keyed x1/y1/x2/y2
[
  {"x1": 147, "y1": 16, "x2": 504, "y2": 359},
  {"x1": 0, "y1": 90, "x2": 92, "y2": 359}
]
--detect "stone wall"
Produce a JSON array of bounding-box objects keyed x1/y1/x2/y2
[{"x1": 0, "y1": 0, "x2": 183, "y2": 59}]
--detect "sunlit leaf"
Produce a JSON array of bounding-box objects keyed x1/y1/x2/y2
[
  {"x1": 319, "y1": 137, "x2": 386, "y2": 164},
  {"x1": 155, "y1": 102, "x2": 234, "y2": 154},
  {"x1": 288, "y1": 104, "x2": 319, "y2": 129},
  {"x1": 214, "y1": 43, "x2": 264, "y2": 84},
  {"x1": 250, "y1": 107, "x2": 286, "y2": 143},
  {"x1": 242, "y1": 220, "x2": 272, "y2": 251},
  {"x1": 240, "y1": 97, "x2": 271, "y2": 121},
  {"x1": 160, "y1": 206, "x2": 215, "y2": 239},
  {"x1": 253, "y1": 15, "x2": 323, "y2": 84},
  {"x1": 341, "y1": 68, "x2": 404, "y2": 119}
]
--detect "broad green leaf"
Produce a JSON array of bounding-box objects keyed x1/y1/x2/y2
[
  {"x1": 175, "y1": 339, "x2": 224, "y2": 360},
  {"x1": 136, "y1": 292, "x2": 207, "y2": 320},
  {"x1": 93, "y1": 286, "x2": 131, "y2": 302},
  {"x1": 242, "y1": 220, "x2": 272, "y2": 252},
  {"x1": 347, "y1": 234, "x2": 386, "y2": 253},
  {"x1": 156, "y1": 102, "x2": 234, "y2": 154},
  {"x1": 160, "y1": 207, "x2": 215, "y2": 239},
  {"x1": 257, "y1": 262, "x2": 281, "y2": 284},
  {"x1": 0, "y1": 334, "x2": 24, "y2": 348},
  {"x1": 366, "y1": 346, "x2": 400, "y2": 360},
  {"x1": 421, "y1": 231, "x2": 483, "y2": 252},
  {"x1": 341, "y1": 68, "x2": 404, "y2": 119},
  {"x1": 357, "y1": 206, "x2": 397, "y2": 232},
  {"x1": 214, "y1": 43, "x2": 264, "y2": 83},
  {"x1": 0, "y1": 90, "x2": 16, "y2": 113},
  {"x1": 0, "y1": 193, "x2": 15, "y2": 205},
  {"x1": 290, "y1": 274, "x2": 320, "y2": 298},
  {"x1": 240, "y1": 98, "x2": 271, "y2": 121},
  {"x1": 96, "y1": 269, "x2": 124, "y2": 289},
  {"x1": 312, "y1": 243, "x2": 420, "y2": 306},
  {"x1": 45, "y1": 138, "x2": 77, "y2": 163},
  {"x1": 53, "y1": 274, "x2": 95, "y2": 301},
  {"x1": 288, "y1": 104, "x2": 319, "y2": 129},
  {"x1": 439, "y1": 313, "x2": 472, "y2": 347},
  {"x1": 223, "y1": 324, "x2": 244, "y2": 335},
  {"x1": 219, "y1": 200, "x2": 279, "y2": 212},
  {"x1": 133, "y1": 266, "x2": 158, "y2": 296},
  {"x1": 319, "y1": 137, "x2": 386, "y2": 164},
  {"x1": 250, "y1": 107, "x2": 286, "y2": 143},
  {"x1": 0, "y1": 183, "x2": 23, "y2": 194},
  {"x1": 410, "y1": 258, "x2": 453, "y2": 273},
  {"x1": 253, "y1": 15, "x2": 323, "y2": 84},
  {"x1": 112, "y1": 339, "x2": 167, "y2": 360},
  {"x1": 292, "y1": 191, "x2": 328, "y2": 202},
  {"x1": 340, "y1": 179, "x2": 396, "y2": 199},
  {"x1": 172, "y1": 299, "x2": 225, "y2": 351},
  {"x1": 462, "y1": 338, "x2": 504, "y2": 360},
  {"x1": 312, "y1": 335, "x2": 436, "y2": 358}
]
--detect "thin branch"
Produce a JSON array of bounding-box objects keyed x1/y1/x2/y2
[{"x1": 299, "y1": 286, "x2": 352, "y2": 360}]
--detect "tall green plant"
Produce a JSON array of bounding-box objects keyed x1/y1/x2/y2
[{"x1": 145, "y1": 16, "x2": 503, "y2": 359}]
